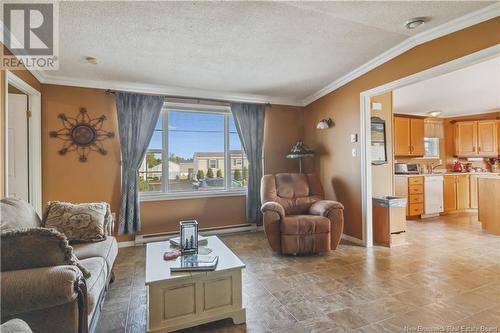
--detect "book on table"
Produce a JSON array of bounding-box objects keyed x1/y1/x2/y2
[{"x1": 170, "y1": 255, "x2": 219, "y2": 272}]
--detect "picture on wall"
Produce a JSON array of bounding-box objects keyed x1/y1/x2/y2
[{"x1": 371, "y1": 117, "x2": 387, "y2": 165}]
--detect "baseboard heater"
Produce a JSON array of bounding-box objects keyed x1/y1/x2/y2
[{"x1": 134, "y1": 223, "x2": 258, "y2": 245}]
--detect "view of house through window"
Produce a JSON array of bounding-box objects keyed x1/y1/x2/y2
[{"x1": 138, "y1": 107, "x2": 248, "y2": 194}]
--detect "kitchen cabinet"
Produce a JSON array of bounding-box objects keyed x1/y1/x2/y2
[
  {"x1": 444, "y1": 176, "x2": 457, "y2": 212},
  {"x1": 394, "y1": 176, "x2": 424, "y2": 216},
  {"x1": 444, "y1": 174, "x2": 470, "y2": 211},
  {"x1": 394, "y1": 116, "x2": 424, "y2": 156},
  {"x1": 477, "y1": 121, "x2": 498, "y2": 155},
  {"x1": 410, "y1": 118, "x2": 424, "y2": 156},
  {"x1": 456, "y1": 120, "x2": 498, "y2": 157},
  {"x1": 470, "y1": 175, "x2": 479, "y2": 209},
  {"x1": 478, "y1": 176, "x2": 500, "y2": 235},
  {"x1": 498, "y1": 120, "x2": 500, "y2": 154}
]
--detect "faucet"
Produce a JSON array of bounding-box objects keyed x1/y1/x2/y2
[{"x1": 431, "y1": 163, "x2": 443, "y2": 174}]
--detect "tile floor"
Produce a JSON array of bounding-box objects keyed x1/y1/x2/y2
[{"x1": 96, "y1": 212, "x2": 500, "y2": 333}]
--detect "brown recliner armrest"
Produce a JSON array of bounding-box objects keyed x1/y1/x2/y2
[
  {"x1": 309, "y1": 200, "x2": 344, "y2": 216},
  {"x1": 261, "y1": 202, "x2": 285, "y2": 252},
  {"x1": 310, "y1": 200, "x2": 344, "y2": 250},
  {"x1": 261, "y1": 201, "x2": 285, "y2": 218}
]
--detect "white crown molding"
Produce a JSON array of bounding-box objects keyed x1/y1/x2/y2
[
  {"x1": 41, "y1": 75, "x2": 303, "y2": 106},
  {"x1": 301, "y1": 2, "x2": 500, "y2": 106}
]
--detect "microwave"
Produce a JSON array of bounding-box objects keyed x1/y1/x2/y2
[{"x1": 395, "y1": 163, "x2": 420, "y2": 175}]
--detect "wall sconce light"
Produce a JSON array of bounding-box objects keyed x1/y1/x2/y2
[{"x1": 316, "y1": 118, "x2": 333, "y2": 130}]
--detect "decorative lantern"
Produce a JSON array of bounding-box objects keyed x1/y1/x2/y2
[{"x1": 179, "y1": 220, "x2": 198, "y2": 254}]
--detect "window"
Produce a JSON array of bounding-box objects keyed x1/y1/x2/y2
[
  {"x1": 138, "y1": 117, "x2": 163, "y2": 192},
  {"x1": 139, "y1": 104, "x2": 248, "y2": 198},
  {"x1": 208, "y1": 159, "x2": 217, "y2": 169},
  {"x1": 424, "y1": 137, "x2": 440, "y2": 158}
]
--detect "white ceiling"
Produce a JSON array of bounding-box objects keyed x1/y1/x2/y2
[
  {"x1": 393, "y1": 56, "x2": 500, "y2": 117},
  {"x1": 40, "y1": 1, "x2": 495, "y2": 105}
]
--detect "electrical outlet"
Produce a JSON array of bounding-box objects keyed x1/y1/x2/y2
[
  {"x1": 352, "y1": 148, "x2": 357, "y2": 157},
  {"x1": 350, "y1": 134, "x2": 358, "y2": 143}
]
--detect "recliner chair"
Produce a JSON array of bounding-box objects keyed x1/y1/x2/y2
[{"x1": 260, "y1": 173, "x2": 344, "y2": 254}]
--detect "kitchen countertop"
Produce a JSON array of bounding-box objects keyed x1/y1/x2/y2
[
  {"x1": 394, "y1": 172, "x2": 499, "y2": 177},
  {"x1": 477, "y1": 174, "x2": 500, "y2": 179}
]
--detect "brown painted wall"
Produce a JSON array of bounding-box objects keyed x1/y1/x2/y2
[
  {"x1": 303, "y1": 18, "x2": 500, "y2": 239},
  {"x1": 370, "y1": 92, "x2": 394, "y2": 197},
  {"x1": 41, "y1": 84, "x2": 303, "y2": 238},
  {"x1": 0, "y1": 43, "x2": 42, "y2": 198},
  {"x1": 264, "y1": 105, "x2": 304, "y2": 174}
]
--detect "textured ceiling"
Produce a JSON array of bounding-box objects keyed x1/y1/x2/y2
[
  {"x1": 393, "y1": 56, "x2": 500, "y2": 117},
  {"x1": 44, "y1": 1, "x2": 493, "y2": 104}
]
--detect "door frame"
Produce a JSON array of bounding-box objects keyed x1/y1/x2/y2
[
  {"x1": 359, "y1": 44, "x2": 500, "y2": 247},
  {"x1": 4, "y1": 70, "x2": 42, "y2": 215}
]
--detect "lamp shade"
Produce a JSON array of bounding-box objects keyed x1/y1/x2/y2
[{"x1": 286, "y1": 139, "x2": 315, "y2": 159}]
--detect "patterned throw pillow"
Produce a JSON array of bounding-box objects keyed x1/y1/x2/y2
[{"x1": 43, "y1": 201, "x2": 110, "y2": 242}]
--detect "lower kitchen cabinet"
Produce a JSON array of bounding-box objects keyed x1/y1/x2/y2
[
  {"x1": 394, "y1": 176, "x2": 424, "y2": 216},
  {"x1": 444, "y1": 175, "x2": 470, "y2": 211},
  {"x1": 470, "y1": 175, "x2": 479, "y2": 209}
]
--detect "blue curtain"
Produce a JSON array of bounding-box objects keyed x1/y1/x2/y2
[
  {"x1": 231, "y1": 103, "x2": 265, "y2": 225},
  {"x1": 115, "y1": 92, "x2": 164, "y2": 234}
]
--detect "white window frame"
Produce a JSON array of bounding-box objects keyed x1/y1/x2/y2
[
  {"x1": 140, "y1": 102, "x2": 247, "y2": 202},
  {"x1": 208, "y1": 159, "x2": 218, "y2": 169},
  {"x1": 424, "y1": 137, "x2": 440, "y2": 158}
]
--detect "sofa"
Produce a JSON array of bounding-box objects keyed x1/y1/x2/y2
[
  {"x1": 261, "y1": 173, "x2": 344, "y2": 254},
  {"x1": 0, "y1": 198, "x2": 118, "y2": 333}
]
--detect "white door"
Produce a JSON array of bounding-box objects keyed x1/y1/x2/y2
[{"x1": 7, "y1": 93, "x2": 30, "y2": 201}]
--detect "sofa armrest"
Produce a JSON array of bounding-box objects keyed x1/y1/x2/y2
[
  {"x1": 261, "y1": 201, "x2": 285, "y2": 219},
  {"x1": 1, "y1": 265, "x2": 83, "y2": 317},
  {"x1": 309, "y1": 200, "x2": 344, "y2": 217}
]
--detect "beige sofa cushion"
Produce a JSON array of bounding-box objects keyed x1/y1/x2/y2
[
  {"x1": 0, "y1": 198, "x2": 40, "y2": 231},
  {"x1": 43, "y1": 202, "x2": 110, "y2": 242},
  {"x1": 1, "y1": 228, "x2": 90, "y2": 278},
  {"x1": 79, "y1": 257, "x2": 107, "y2": 313},
  {"x1": 73, "y1": 237, "x2": 118, "y2": 275}
]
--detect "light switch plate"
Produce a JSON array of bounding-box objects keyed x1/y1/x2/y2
[
  {"x1": 352, "y1": 148, "x2": 357, "y2": 157},
  {"x1": 350, "y1": 134, "x2": 358, "y2": 143},
  {"x1": 372, "y1": 102, "x2": 382, "y2": 111}
]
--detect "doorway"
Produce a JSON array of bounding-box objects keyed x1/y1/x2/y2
[
  {"x1": 7, "y1": 87, "x2": 29, "y2": 201},
  {"x1": 359, "y1": 45, "x2": 500, "y2": 247},
  {"x1": 4, "y1": 71, "x2": 42, "y2": 214}
]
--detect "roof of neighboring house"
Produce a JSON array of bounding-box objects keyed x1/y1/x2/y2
[{"x1": 194, "y1": 150, "x2": 246, "y2": 158}]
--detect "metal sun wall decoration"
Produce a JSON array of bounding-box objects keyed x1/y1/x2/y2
[{"x1": 49, "y1": 107, "x2": 114, "y2": 162}]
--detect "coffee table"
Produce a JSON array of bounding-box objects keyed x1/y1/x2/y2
[{"x1": 145, "y1": 236, "x2": 246, "y2": 332}]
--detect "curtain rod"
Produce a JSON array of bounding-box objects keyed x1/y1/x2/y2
[{"x1": 105, "y1": 89, "x2": 271, "y2": 106}]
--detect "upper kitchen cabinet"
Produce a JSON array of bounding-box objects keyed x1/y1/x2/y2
[
  {"x1": 394, "y1": 116, "x2": 424, "y2": 156},
  {"x1": 456, "y1": 120, "x2": 497, "y2": 157},
  {"x1": 477, "y1": 120, "x2": 498, "y2": 155}
]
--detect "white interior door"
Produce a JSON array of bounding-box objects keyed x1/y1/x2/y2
[{"x1": 7, "y1": 93, "x2": 30, "y2": 201}]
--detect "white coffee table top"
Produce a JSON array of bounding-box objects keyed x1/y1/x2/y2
[{"x1": 145, "y1": 235, "x2": 245, "y2": 285}]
